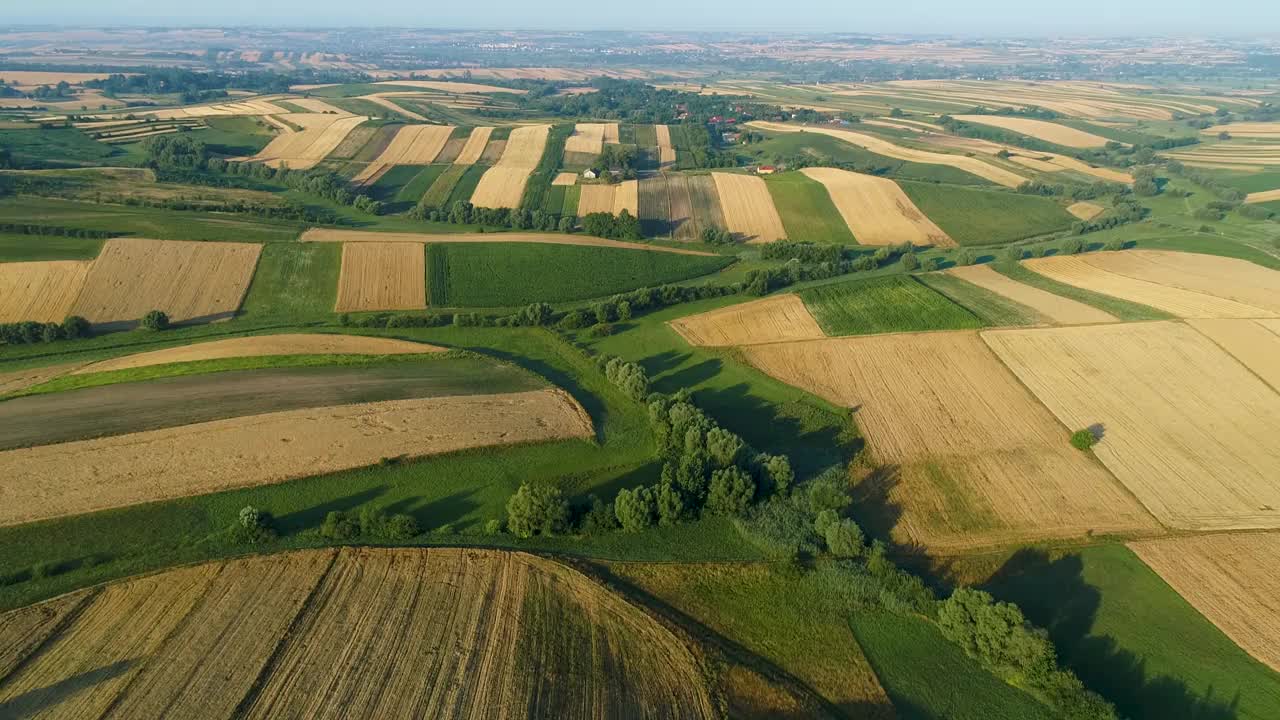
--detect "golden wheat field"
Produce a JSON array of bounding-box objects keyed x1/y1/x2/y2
[
  {"x1": 953, "y1": 115, "x2": 1113, "y2": 148},
  {"x1": 1024, "y1": 254, "x2": 1274, "y2": 318},
  {"x1": 711, "y1": 172, "x2": 787, "y2": 242},
  {"x1": 0, "y1": 548, "x2": 715, "y2": 719},
  {"x1": 1204, "y1": 122, "x2": 1280, "y2": 138},
  {"x1": 985, "y1": 321, "x2": 1280, "y2": 531},
  {"x1": 0, "y1": 390, "x2": 592, "y2": 527},
  {"x1": 577, "y1": 180, "x2": 640, "y2": 216},
  {"x1": 748, "y1": 121, "x2": 1028, "y2": 188},
  {"x1": 0, "y1": 260, "x2": 90, "y2": 322},
  {"x1": 453, "y1": 126, "x2": 494, "y2": 165},
  {"x1": 495, "y1": 124, "x2": 552, "y2": 168},
  {"x1": 1066, "y1": 201, "x2": 1105, "y2": 220},
  {"x1": 1187, "y1": 319, "x2": 1280, "y2": 390},
  {"x1": 670, "y1": 294, "x2": 826, "y2": 346},
  {"x1": 469, "y1": 124, "x2": 552, "y2": 207},
  {"x1": 882, "y1": 80, "x2": 1217, "y2": 120},
  {"x1": 743, "y1": 332, "x2": 1156, "y2": 550},
  {"x1": 655, "y1": 124, "x2": 677, "y2": 165},
  {"x1": 362, "y1": 93, "x2": 428, "y2": 120},
  {"x1": 69, "y1": 239, "x2": 260, "y2": 327},
  {"x1": 335, "y1": 242, "x2": 426, "y2": 312},
  {"x1": 374, "y1": 79, "x2": 529, "y2": 94},
  {"x1": 800, "y1": 167, "x2": 953, "y2": 247},
  {"x1": 353, "y1": 124, "x2": 454, "y2": 182},
  {"x1": 945, "y1": 264, "x2": 1116, "y2": 324},
  {"x1": 551, "y1": 171, "x2": 578, "y2": 186},
  {"x1": 564, "y1": 122, "x2": 619, "y2": 155},
  {"x1": 250, "y1": 113, "x2": 367, "y2": 169},
  {"x1": 1246, "y1": 188, "x2": 1280, "y2": 204},
  {"x1": 1078, "y1": 250, "x2": 1280, "y2": 314},
  {"x1": 75, "y1": 334, "x2": 444, "y2": 375},
  {"x1": 1129, "y1": 534, "x2": 1280, "y2": 673}
]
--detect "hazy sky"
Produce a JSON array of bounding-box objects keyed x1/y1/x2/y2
[{"x1": 8, "y1": 0, "x2": 1277, "y2": 36}]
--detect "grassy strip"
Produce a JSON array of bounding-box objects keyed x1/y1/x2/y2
[
  {"x1": 367, "y1": 164, "x2": 425, "y2": 202},
  {"x1": 798, "y1": 275, "x2": 983, "y2": 336},
  {"x1": 977, "y1": 543, "x2": 1280, "y2": 720},
  {"x1": 395, "y1": 164, "x2": 448, "y2": 205},
  {"x1": 420, "y1": 164, "x2": 468, "y2": 208},
  {"x1": 448, "y1": 164, "x2": 488, "y2": 206},
  {"x1": 763, "y1": 172, "x2": 857, "y2": 245},
  {"x1": 899, "y1": 181, "x2": 1075, "y2": 246},
  {"x1": 427, "y1": 243, "x2": 448, "y2": 305},
  {"x1": 520, "y1": 123, "x2": 574, "y2": 211},
  {"x1": 0, "y1": 232, "x2": 104, "y2": 262},
  {"x1": 992, "y1": 262, "x2": 1172, "y2": 321},
  {"x1": 562, "y1": 184, "x2": 581, "y2": 216},
  {"x1": 239, "y1": 242, "x2": 340, "y2": 321},
  {"x1": 0, "y1": 197, "x2": 302, "y2": 243},
  {"x1": 915, "y1": 272, "x2": 1046, "y2": 327},
  {"x1": 0, "y1": 127, "x2": 117, "y2": 168},
  {"x1": 432, "y1": 242, "x2": 734, "y2": 307},
  {"x1": 8, "y1": 352, "x2": 454, "y2": 399}
]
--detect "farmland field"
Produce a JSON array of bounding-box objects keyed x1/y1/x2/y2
[
  {"x1": 798, "y1": 275, "x2": 982, "y2": 335},
  {"x1": 711, "y1": 172, "x2": 787, "y2": 242},
  {"x1": 944, "y1": 264, "x2": 1116, "y2": 324},
  {"x1": 800, "y1": 168, "x2": 952, "y2": 246},
  {"x1": 240, "y1": 242, "x2": 339, "y2": 320},
  {"x1": 419, "y1": 164, "x2": 468, "y2": 208},
  {"x1": 985, "y1": 321, "x2": 1280, "y2": 531},
  {"x1": 0, "y1": 232, "x2": 103, "y2": 262},
  {"x1": 1070, "y1": 250, "x2": 1280, "y2": 314},
  {"x1": 577, "y1": 180, "x2": 640, "y2": 216},
  {"x1": 74, "y1": 333, "x2": 442, "y2": 374},
  {"x1": 638, "y1": 174, "x2": 727, "y2": 240},
  {"x1": 1187, "y1": 318, "x2": 1280, "y2": 389},
  {"x1": 953, "y1": 115, "x2": 1112, "y2": 148},
  {"x1": 993, "y1": 261, "x2": 1170, "y2": 321},
  {"x1": 427, "y1": 242, "x2": 733, "y2": 306},
  {"x1": 898, "y1": 181, "x2": 1076, "y2": 245},
  {"x1": 916, "y1": 271, "x2": 1048, "y2": 326},
  {"x1": 762, "y1": 171, "x2": 857, "y2": 244},
  {"x1": 670, "y1": 294, "x2": 826, "y2": 346},
  {"x1": 0, "y1": 548, "x2": 715, "y2": 719},
  {"x1": 334, "y1": 241, "x2": 426, "y2": 311},
  {"x1": 742, "y1": 331, "x2": 1156, "y2": 549},
  {"x1": 0, "y1": 260, "x2": 89, "y2": 322}
]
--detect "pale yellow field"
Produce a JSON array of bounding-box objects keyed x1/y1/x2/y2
[
  {"x1": 497, "y1": 124, "x2": 552, "y2": 167},
  {"x1": 287, "y1": 97, "x2": 352, "y2": 115},
  {"x1": 374, "y1": 79, "x2": 528, "y2": 94},
  {"x1": 335, "y1": 242, "x2": 426, "y2": 312},
  {"x1": 1165, "y1": 142, "x2": 1280, "y2": 168},
  {"x1": 0, "y1": 260, "x2": 90, "y2": 322},
  {"x1": 670, "y1": 294, "x2": 825, "y2": 346},
  {"x1": 551, "y1": 171, "x2": 578, "y2": 186},
  {"x1": 564, "y1": 122, "x2": 619, "y2": 155},
  {"x1": 953, "y1": 115, "x2": 1112, "y2": 148},
  {"x1": 301, "y1": 228, "x2": 715, "y2": 255},
  {"x1": 1129, "y1": 533, "x2": 1280, "y2": 672},
  {"x1": 362, "y1": 94, "x2": 427, "y2": 121},
  {"x1": 469, "y1": 166, "x2": 536, "y2": 209},
  {"x1": 712, "y1": 172, "x2": 787, "y2": 243},
  {"x1": 1204, "y1": 122, "x2": 1280, "y2": 138},
  {"x1": 116, "y1": 98, "x2": 291, "y2": 121},
  {"x1": 1043, "y1": 155, "x2": 1133, "y2": 183},
  {"x1": 985, "y1": 321, "x2": 1280, "y2": 531},
  {"x1": 1067, "y1": 201, "x2": 1105, "y2": 220},
  {"x1": 1024, "y1": 254, "x2": 1274, "y2": 318},
  {"x1": 1187, "y1": 319, "x2": 1280, "y2": 390},
  {"x1": 250, "y1": 114, "x2": 367, "y2": 169},
  {"x1": 453, "y1": 126, "x2": 494, "y2": 165},
  {"x1": 576, "y1": 180, "x2": 640, "y2": 216},
  {"x1": 743, "y1": 332, "x2": 1157, "y2": 550},
  {"x1": 883, "y1": 80, "x2": 1216, "y2": 120},
  {"x1": 655, "y1": 124, "x2": 676, "y2": 165},
  {"x1": 946, "y1": 264, "x2": 1116, "y2": 325},
  {"x1": 748, "y1": 121, "x2": 1027, "y2": 188},
  {"x1": 800, "y1": 167, "x2": 953, "y2": 247},
  {"x1": 352, "y1": 124, "x2": 454, "y2": 183},
  {"x1": 1079, "y1": 250, "x2": 1280, "y2": 314},
  {"x1": 0, "y1": 390, "x2": 592, "y2": 527},
  {"x1": 76, "y1": 334, "x2": 444, "y2": 375},
  {"x1": 0, "y1": 70, "x2": 115, "y2": 87},
  {"x1": 1246, "y1": 188, "x2": 1280, "y2": 204},
  {"x1": 70, "y1": 239, "x2": 261, "y2": 326}
]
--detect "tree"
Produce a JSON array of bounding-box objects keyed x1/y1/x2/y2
[
  {"x1": 655, "y1": 483, "x2": 686, "y2": 526},
  {"x1": 753, "y1": 453, "x2": 794, "y2": 495},
  {"x1": 1060, "y1": 237, "x2": 1083, "y2": 255},
  {"x1": 61, "y1": 315, "x2": 91, "y2": 339},
  {"x1": 705, "y1": 467, "x2": 755, "y2": 516},
  {"x1": 899, "y1": 252, "x2": 919, "y2": 271},
  {"x1": 1070, "y1": 429, "x2": 1096, "y2": 450},
  {"x1": 825, "y1": 519, "x2": 866, "y2": 558},
  {"x1": 615, "y1": 486, "x2": 657, "y2": 531},
  {"x1": 506, "y1": 482, "x2": 570, "y2": 538},
  {"x1": 140, "y1": 310, "x2": 169, "y2": 331},
  {"x1": 705, "y1": 427, "x2": 745, "y2": 469},
  {"x1": 1004, "y1": 246, "x2": 1024, "y2": 263}
]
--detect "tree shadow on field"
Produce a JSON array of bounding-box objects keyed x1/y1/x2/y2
[
  {"x1": 652, "y1": 357, "x2": 724, "y2": 393},
  {"x1": 389, "y1": 489, "x2": 482, "y2": 532},
  {"x1": 640, "y1": 349, "x2": 693, "y2": 380},
  {"x1": 275, "y1": 486, "x2": 388, "y2": 532},
  {"x1": 575, "y1": 461, "x2": 664, "y2": 504},
  {"x1": 0, "y1": 660, "x2": 134, "y2": 719},
  {"x1": 979, "y1": 549, "x2": 1242, "y2": 720},
  {"x1": 847, "y1": 463, "x2": 907, "y2": 554},
  {"x1": 475, "y1": 346, "x2": 607, "y2": 443}
]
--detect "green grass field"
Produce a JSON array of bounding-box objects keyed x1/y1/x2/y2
[
  {"x1": 396, "y1": 164, "x2": 447, "y2": 205},
  {"x1": 200, "y1": 116, "x2": 275, "y2": 157},
  {"x1": 916, "y1": 271, "x2": 1046, "y2": 326},
  {"x1": 367, "y1": 164, "x2": 426, "y2": 203},
  {"x1": 420, "y1": 164, "x2": 468, "y2": 208},
  {"x1": 0, "y1": 197, "x2": 301, "y2": 243},
  {"x1": 428, "y1": 242, "x2": 734, "y2": 307},
  {"x1": 899, "y1": 181, "x2": 1075, "y2": 246},
  {"x1": 239, "y1": 242, "x2": 340, "y2": 320},
  {"x1": 562, "y1": 184, "x2": 582, "y2": 216},
  {"x1": 743, "y1": 132, "x2": 991, "y2": 186},
  {"x1": 0, "y1": 127, "x2": 118, "y2": 168},
  {"x1": 449, "y1": 164, "x2": 488, "y2": 205},
  {"x1": 764, "y1": 172, "x2": 857, "y2": 245},
  {"x1": 0, "y1": 232, "x2": 104, "y2": 262},
  {"x1": 1217, "y1": 170, "x2": 1280, "y2": 194},
  {"x1": 981, "y1": 544, "x2": 1280, "y2": 720},
  {"x1": 993, "y1": 261, "x2": 1172, "y2": 321},
  {"x1": 798, "y1": 275, "x2": 983, "y2": 335}
]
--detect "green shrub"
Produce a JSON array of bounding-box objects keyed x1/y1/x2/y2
[
  {"x1": 900, "y1": 252, "x2": 919, "y2": 271},
  {"x1": 506, "y1": 482, "x2": 570, "y2": 538},
  {"x1": 824, "y1": 519, "x2": 866, "y2": 558},
  {"x1": 320, "y1": 511, "x2": 359, "y2": 541},
  {"x1": 484, "y1": 519, "x2": 504, "y2": 535},
  {"x1": 1004, "y1": 246, "x2": 1024, "y2": 263},
  {"x1": 140, "y1": 309, "x2": 169, "y2": 330},
  {"x1": 705, "y1": 467, "x2": 756, "y2": 516},
  {"x1": 1070, "y1": 429, "x2": 1096, "y2": 450},
  {"x1": 615, "y1": 486, "x2": 657, "y2": 531}
]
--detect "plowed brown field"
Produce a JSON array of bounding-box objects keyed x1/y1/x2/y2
[
  {"x1": 1129, "y1": 534, "x2": 1280, "y2": 672},
  {"x1": 0, "y1": 389, "x2": 592, "y2": 527},
  {"x1": 744, "y1": 332, "x2": 1156, "y2": 550},
  {"x1": 0, "y1": 260, "x2": 90, "y2": 322},
  {"x1": 70, "y1": 239, "x2": 260, "y2": 326},
  {"x1": 335, "y1": 242, "x2": 426, "y2": 312},
  {"x1": 985, "y1": 321, "x2": 1280, "y2": 531},
  {"x1": 712, "y1": 172, "x2": 787, "y2": 243}
]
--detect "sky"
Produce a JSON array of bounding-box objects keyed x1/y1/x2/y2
[{"x1": 6, "y1": 0, "x2": 1279, "y2": 36}]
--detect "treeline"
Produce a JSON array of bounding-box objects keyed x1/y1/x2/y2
[
  {"x1": 745, "y1": 241, "x2": 911, "y2": 295},
  {"x1": 410, "y1": 200, "x2": 575, "y2": 233},
  {"x1": 670, "y1": 124, "x2": 736, "y2": 169},
  {"x1": 85, "y1": 69, "x2": 357, "y2": 99},
  {"x1": 1016, "y1": 180, "x2": 1127, "y2": 201},
  {"x1": 0, "y1": 316, "x2": 91, "y2": 345},
  {"x1": 0, "y1": 222, "x2": 113, "y2": 239}
]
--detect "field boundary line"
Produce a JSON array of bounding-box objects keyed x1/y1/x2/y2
[
  {"x1": 0, "y1": 587, "x2": 99, "y2": 688},
  {"x1": 229, "y1": 548, "x2": 340, "y2": 717},
  {"x1": 1183, "y1": 319, "x2": 1280, "y2": 396}
]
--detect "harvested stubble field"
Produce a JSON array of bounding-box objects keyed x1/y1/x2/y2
[
  {"x1": 1187, "y1": 318, "x2": 1280, "y2": 390},
  {"x1": 743, "y1": 332, "x2": 1156, "y2": 550},
  {"x1": 301, "y1": 228, "x2": 715, "y2": 255},
  {"x1": 669, "y1": 294, "x2": 826, "y2": 346},
  {"x1": 711, "y1": 172, "x2": 787, "y2": 243},
  {"x1": 953, "y1": 115, "x2": 1113, "y2": 148},
  {"x1": 748, "y1": 121, "x2": 1027, "y2": 188},
  {"x1": 655, "y1": 124, "x2": 677, "y2": 165},
  {"x1": 1205, "y1": 122, "x2": 1280, "y2": 138},
  {"x1": 1025, "y1": 254, "x2": 1276, "y2": 319},
  {"x1": 800, "y1": 167, "x2": 952, "y2": 247},
  {"x1": 75, "y1": 333, "x2": 443, "y2": 375},
  {"x1": 564, "y1": 122, "x2": 619, "y2": 155},
  {"x1": 916, "y1": 272, "x2": 1048, "y2": 327},
  {"x1": 470, "y1": 124, "x2": 552, "y2": 208},
  {"x1": 0, "y1": 389, "x2": 591, "y2": 527},
  {"x1": 0, "y1": 548, "x2": 714, "y2": 719},
  {"x1": 452, "y1": 126, "x2": 493, "y2": 165},
  {"x1": 249, "y1": 114, "x2": 367, "y2": 170},
  {"x1": 372, "y1": 79, "x2": 529, "y2": 94},
  {"x1": 352, "y1": 124, "x2": 454, "y2": 183},
  {"x1": 1246, "y1": 188, "x2": 1280, "y2": 204},
  {"x1": 1129, "y1": 533, "x2": 1280, "y2": 673},
  {"x1": 1076, "y1": 250, "x2": 1280, "y2": 315},
  {"x1": 985, "y1": 321, "x2": 1280, "y2": 531},
  {"x1": 0, "y1": 260, "x2": 90, "y2": 322},
  {"x1": 551, "y1": 171, "x2": 578, "y2": 186},
  {"x1": 1067, "y1": 201, "x2": 1105, "y2": 220},
  {"x1": 799, "y1": 275, "x2": 982, "y2": 336},
  {"x1": 576, "y1": 180, "x2": 640, "y2": 216},
  {"x1": 70, "y1": 239, "x2": 261, "y2": 327},
  {"x1": 946, "y1": 264, "x2": 1117, "y2": 325},
  {"x1": 335, "y1": 242, "x2": 426, "y2": 312}
]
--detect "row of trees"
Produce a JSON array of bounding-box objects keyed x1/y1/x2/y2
[
  {"x1": 0, "y1": 316, "x2": 91, "y2": 346},
  {"x1": 410, "y1": 200, "x2": 575, "y2": 233},
  {"x1": 0, "y1": 222, "x2": 112, "y2": 239}
]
